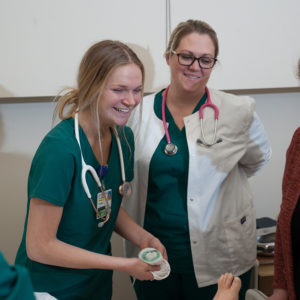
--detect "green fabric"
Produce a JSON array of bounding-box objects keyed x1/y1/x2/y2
[
  {"x1": 0, "y1": 252, "x2": 35, "y2": 300},
  {"x1": 15, "y1": 118, "x2": 134, "y2": 299},
  {"x1": 143, "y1": 90, "x2": 206, "y2": 273}
]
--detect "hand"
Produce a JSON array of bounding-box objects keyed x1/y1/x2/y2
[
  {"x1": 140, "y1": 236, "x2": 168, "y2": 261},
  {"x1": 123, "y1": 258, "x2": 160, "y2": 281},
  {"x1": 267, "y1": 288, "x2": 288, "y2": 300}
]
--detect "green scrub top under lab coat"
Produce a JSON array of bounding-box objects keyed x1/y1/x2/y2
[
  {"x1": 143, "y1": 90, "x2": 206, "y2": 273},
  {"x1": 15, "y1": 118, "x2": 134, "y2": 300}
]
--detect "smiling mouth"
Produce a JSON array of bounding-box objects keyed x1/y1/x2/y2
[
  {"x1": 113, "y1": 107, "x2": 130, "y2": 113},
  {"x1": 184, "y1": 73, "x2": 200, "y2": 79}
]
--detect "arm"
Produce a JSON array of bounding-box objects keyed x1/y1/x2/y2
[
  {"x1": 26, "y1": 198, "x2": 159, "y2": 280},
  {"x1": 268, "y1": 223, "x2": 288, "y2": 299},
  {"x1": 114, "y1": 207, "x2": 167, "y2": 260},
  {"x1": 268, "y1": 129, "x2": 300, "y2": 300},
  {"x1": 239, "y1": 112, "x2": 271, "y2": 177}
]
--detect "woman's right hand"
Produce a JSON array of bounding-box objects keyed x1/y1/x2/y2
[
  {"x1": 267, "y1": 288, "x2": 288, "y2": 300},
  {"x1": 122, "y1": 258, "x2": 160, "y2": 281}
]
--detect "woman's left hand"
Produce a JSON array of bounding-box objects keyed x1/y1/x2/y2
[{"x1": 139, "y1": 236, "x2": 168, "y2": 261}]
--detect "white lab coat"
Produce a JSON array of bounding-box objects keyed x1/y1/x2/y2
[{"x1": 123, "y1": 88, "x2": 271, "y2": 287}]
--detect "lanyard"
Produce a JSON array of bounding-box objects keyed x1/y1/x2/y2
[{"x1": 74, "y1": 113, "x2": 131, "y2": 226}]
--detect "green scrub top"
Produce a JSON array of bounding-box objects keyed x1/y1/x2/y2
[
  {"x1": 15, "y1": 118, "x2": 134, "y2": 299},
  {"x1": 0, "y1": 252, "x2": 35, "y2": 300},
  {"x1": 143, "y1": 90, "x2": 206, "y2": 273}
]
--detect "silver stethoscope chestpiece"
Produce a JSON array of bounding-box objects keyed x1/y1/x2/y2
[
  {"x1": 164, "y1": 142, "x2": 178, "y2": 156},
  {"x1": 119, "y1": 182, "x2": 132, "y2": 197}
]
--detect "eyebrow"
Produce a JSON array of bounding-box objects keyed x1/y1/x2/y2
[
  {"x1": 177, "y1": 50, "x2": 214, "y2": 57},
  {"x1": 111, "y1": 84, "x2": 143, "y2": 89}
]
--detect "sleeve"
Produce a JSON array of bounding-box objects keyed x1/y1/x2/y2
[
  {"x1": 28, "y1": 136, "x2": 76, "y2": 206},
  {"x1": 282, "y1": 127, "x2": 300, "y2": 194},
  {"x1": 239, "y1": 111, "x2": 272, "y2": 177},
  {"x1": 272, "y1": 221, "x2": 288, "y2": 290},
  {"x1": 0, "y1": 252, "x2": 35, "y2": 300},
  {"x1": 273, "y1": 127, "x2": 300, "y2": 289}
]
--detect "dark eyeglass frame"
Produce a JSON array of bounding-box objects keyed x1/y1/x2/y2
[{"x1": 171, "y1": 50, "x2": 217, "y2": 69}]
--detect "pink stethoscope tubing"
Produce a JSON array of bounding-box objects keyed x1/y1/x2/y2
[{"x1": 162, "y1": 85, "x2": 220, "y2": 148}]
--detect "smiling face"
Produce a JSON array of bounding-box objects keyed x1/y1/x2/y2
[
  {"x1": 167, "y1": 32, "x2": 215, "y2": 95},
  {"x1": 98, "y1": 63, "x2": 143, "y2": 128}
]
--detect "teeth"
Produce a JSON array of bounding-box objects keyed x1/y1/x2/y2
[
  {"x1": 114, "y1": 107, "x2": 129, "y2": 113},
  {"x1": 186, "y1": 74, "x2": 199, "y2": 79}
]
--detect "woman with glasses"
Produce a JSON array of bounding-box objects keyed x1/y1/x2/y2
[{"x1": 123, "y1": 19, "x2": 271, "y2": 300}]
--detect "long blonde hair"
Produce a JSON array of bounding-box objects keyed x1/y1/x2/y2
[
  {"x1": 53, "y1": 40, "x2": 145, "y2": 166},
  {"x1": 53, "y1": 40, "x2": 144, "y2": 122}
]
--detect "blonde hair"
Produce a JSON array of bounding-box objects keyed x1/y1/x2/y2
[
  {"x1": 53, "y1": 40, "x2": 145, "y2": 122},
  {"x1": 53, "y1": 40, "x2": 144, "y2": 167},
  {"x1": 165, "y1": 19, "x2": 219, "y2": 59}
]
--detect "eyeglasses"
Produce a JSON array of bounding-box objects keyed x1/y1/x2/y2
[{"x1": 172, "y1": 51, "x2": 217, "y2": 69}]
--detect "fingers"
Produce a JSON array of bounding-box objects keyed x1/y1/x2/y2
[
  {"x1": 134, "y1": 260, "x2": 159, "y2": 281},
  {"x1": 218, "y1": 273, "x2": 234, "y2": 289},
  {"x1": 224, "y1": 273, "x2": 234, "y2": 287},
  {"x1": 231, "y1": 276, "x2": 241, "y2": 291},
  {"x1": 148, "y1": 264, "x2": 161, "y2": 272},
  {"x1": 161, "y1": 248, "x2": 168, "y2": 260},
  {"x1": 146, "y1": 238, "x2": 168, "y2": 261}
]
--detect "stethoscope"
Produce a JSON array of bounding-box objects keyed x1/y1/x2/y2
[
  {"x1": 162, "y1": 85, "x2": 222, "y2": 156},
  {"x1": 74, "y1": 113, "x2": 131, "y2": 227}
]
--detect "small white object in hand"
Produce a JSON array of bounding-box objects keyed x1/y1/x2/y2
[
  {"x1": 145, "y1": 251, "x2": 158, "y2": 261},
  {"x1": 138, "y1": 248, "x2": 170, "y2": 280}
]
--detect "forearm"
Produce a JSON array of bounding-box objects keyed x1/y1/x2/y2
[
  {"x1": 26, "y1": 198, "x2": 131, "y2": 271},
  {"x1": 25, "y1": 199, "x2": 158, "y2": 281},
  {"x1": 27, "y1": 235, "x2": 131, "y2": 271},
  {"x1": 114, "y1": 207, "x2": 167, "y2": 259},
  {"x1": 27, "y1": 236, "x2": 158, "y2": 281},
  {"x1": 114, "y1": 207, "x2": 155, "y2": 248}
]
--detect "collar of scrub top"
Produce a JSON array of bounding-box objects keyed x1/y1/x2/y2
[
  {"x1": 162, "y1": 85, "x2": 221, "y2": 150},
  {"x1": 74, "y1": 113, "x2": 131, "y2": 226}
]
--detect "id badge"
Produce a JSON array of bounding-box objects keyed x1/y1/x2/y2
[{"x1": 96, "y1": 189, "x2": 112, "y2": 219}]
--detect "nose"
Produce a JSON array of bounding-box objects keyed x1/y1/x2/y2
[
  {"x1": 189, "y1": 58, "x2": 201, "y2": 70},
  {"x1": 123, "y1": 91, "x2": 139, "y2": 106}
]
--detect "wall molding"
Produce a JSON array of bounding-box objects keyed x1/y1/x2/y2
[{"x1": 1, "y1": 87, "x2": 300, "y2": 104}]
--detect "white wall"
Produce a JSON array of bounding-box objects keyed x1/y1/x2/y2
[
  {"x1": 0, "y1": 92, "x2": 299, "y2": 299},
  {"x1": 249, "y1": 92, "x2": 300, "y2": 218},
  {"x1": 1, "y1": 0, "x2": 300, "y2": 97}
]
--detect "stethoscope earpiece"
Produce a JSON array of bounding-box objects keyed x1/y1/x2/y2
[{"x1": 197, "y1": 138, "x2": 222, "y2": 146}]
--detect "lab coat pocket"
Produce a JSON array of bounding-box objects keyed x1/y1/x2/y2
[{"x1": 224, "y1": 207, "x2": 256, "y2": 271}]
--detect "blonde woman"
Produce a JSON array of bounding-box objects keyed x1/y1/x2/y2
[{"x1": 15, "y1": 40, "x2": 165, "y2": 300}]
